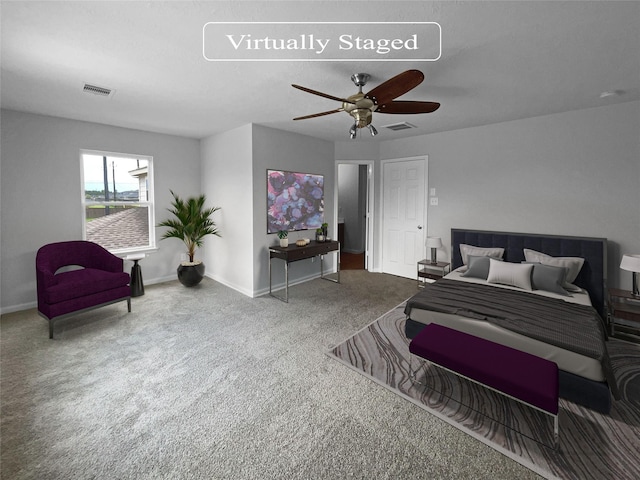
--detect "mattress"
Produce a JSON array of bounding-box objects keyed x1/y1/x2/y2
[{"x1": 406, "y1": 269, "x2": 605, "y2": 382}]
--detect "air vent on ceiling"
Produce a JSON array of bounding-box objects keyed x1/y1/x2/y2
[
  {"x1": 83, "y1": 83, "x2": 114, "y2": 97},
  {"x1": 382, "y1": 122, "x2": 417, "y2": 132}
]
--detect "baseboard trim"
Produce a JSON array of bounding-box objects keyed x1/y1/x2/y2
[
  {"x1": 1, "y1": 301, "x2": 37, "y2": 315},
  {"x1": 1, "y1": 270, "x2": 341, "y2": 315},
  {"x1": 253, "y1": 271, "x2": 335, "y2": 298},
  {"x1": 1, "y1": 274, "x2": 178, "y2": 316},
  {"x1": 204, "y1": 273, "x2": 254, "y2": 298}
]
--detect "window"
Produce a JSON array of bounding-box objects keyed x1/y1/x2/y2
[{"x1": 81, "y1": 150, "x2": 155, "y2": 254}]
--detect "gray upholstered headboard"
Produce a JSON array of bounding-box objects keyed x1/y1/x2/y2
[{"x1": 451, "y1": 229, "x2": 608, "y2": 319}]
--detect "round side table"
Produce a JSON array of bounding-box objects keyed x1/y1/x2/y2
[{"x1": 126, "y1": 253, "x2": 146, "y2": 297}]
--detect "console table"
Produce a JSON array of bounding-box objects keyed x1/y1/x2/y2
[{"x1": 269, "y1": 240, "x2": 340, "y2": 302}]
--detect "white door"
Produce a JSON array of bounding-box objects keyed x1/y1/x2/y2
[{"x1": 382, "y1": 157, "x2": 426, "y2": 279}]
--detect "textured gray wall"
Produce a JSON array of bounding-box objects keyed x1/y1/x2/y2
[
  {"x1": 1, "y1": 109, "x2": 201, "y2": 312},
  {"x1": 378, "y1": 101, "x2": 640, "y2": 289}
]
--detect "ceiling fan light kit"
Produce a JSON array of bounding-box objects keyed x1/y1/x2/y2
[{"x1": 292, "y1": 69, "x2": 440, "y2": 139}]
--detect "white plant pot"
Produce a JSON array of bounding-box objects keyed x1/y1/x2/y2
[{"x1": 279, "y1": 238, "x2": 289, "y2": 247}]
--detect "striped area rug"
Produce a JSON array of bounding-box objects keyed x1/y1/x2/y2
[{"x1": 328, "y1": 303, "x2": 640, "y2": 480}]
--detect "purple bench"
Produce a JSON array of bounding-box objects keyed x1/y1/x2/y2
[{"x1": 409, "y1": 323, "x2": 559, "y2": 447}]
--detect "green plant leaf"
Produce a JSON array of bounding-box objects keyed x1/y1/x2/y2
[{"x1": 157, "y1": 190, "x2": 221, "y2": 262}]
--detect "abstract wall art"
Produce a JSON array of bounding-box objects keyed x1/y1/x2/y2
[{"x1": 267, "y1": 169, "x2": 324, "y2": 233}]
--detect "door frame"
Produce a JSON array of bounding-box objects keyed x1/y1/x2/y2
[
  {"x1": 334, "y1": 160, "x2": 374, "y2": 271},
  {"x1": 379, "y1": 155, "x2": 428, "y2": 277}
]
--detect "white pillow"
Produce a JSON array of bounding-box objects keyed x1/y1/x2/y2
[
  {"x1": 459, "y1": 244, "x2": 505, "y2": 265},
  {"x1": 487, "y1": 258, "x2": 534, "y2": 290},
  {"x1": 523, "y1": 249, "x2": 584, "y2": 292}
]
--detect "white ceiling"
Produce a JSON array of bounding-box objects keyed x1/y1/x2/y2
[{"x1": 1, "y1": 1, "x2": 638, "y2": 142}]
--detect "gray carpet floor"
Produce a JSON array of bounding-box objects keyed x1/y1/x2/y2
[
  {"x1": 1, "y1": 271, "x2": 539, "y2": 479},
  {"x1": 330, "y1": 303, "x2": 640, "y2": 480}
]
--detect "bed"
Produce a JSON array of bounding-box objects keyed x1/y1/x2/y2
[{"x1": 404, "y1": 229, "x2": 617, "y2": 413}]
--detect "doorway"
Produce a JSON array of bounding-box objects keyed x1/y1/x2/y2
[{"x1": 337, "y1": 162, "x2": 373, "y2": 270}]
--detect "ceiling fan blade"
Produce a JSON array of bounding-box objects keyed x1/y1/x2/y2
[
  {"x1": 292, "y1": 84, "x2": 356, "y2": 104},
  {"x1": 364, "y1": 70, "x2": 424, "y2": 105},
  {"x1": 376, "y1": 101, "x2": 440, "y2": 114},
  {"x1": 293, "y1": 109, "x2": 343, "y2": 121}
]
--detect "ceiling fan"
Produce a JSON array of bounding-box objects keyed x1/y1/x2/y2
[{"x1": 292, "y1": 69, "x2": 440, "y2": 139}]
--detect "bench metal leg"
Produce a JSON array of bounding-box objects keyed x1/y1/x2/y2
[{"x1": 409, "y1": 354, "x2": 560, "y2": 450}]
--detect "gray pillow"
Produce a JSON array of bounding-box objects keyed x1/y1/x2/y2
[
  {"x1": 523, "y1": 249, "x2": 584, "y2": 292},
  {"x1": 460, "y1": 244, "x2": 505, "y2": 265},
  {"x1": 525, "y1": 262, "x2": 571, "y2": 296},
  {"x1": 461, "y1": 255, "x2": 497, "y2": 279}
]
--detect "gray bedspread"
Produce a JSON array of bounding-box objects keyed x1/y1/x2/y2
[{"x1": 404, "y1": 279, "x2": 620, "y2": 399}]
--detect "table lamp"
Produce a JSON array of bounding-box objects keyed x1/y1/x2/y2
[
  {"x1": 426, "y1": 237, "x2": 442, "y2": 265},
  {"x1": 620, "y1": 254, "x2": 640, "y2": 297}
]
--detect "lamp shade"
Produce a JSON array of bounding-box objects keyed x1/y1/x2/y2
[
  {"x1": 426, "y1": 237, "x2": 443, "y2": 249},
  {"x1": 620, "y1": 254, "x2": 640, "y2": 273}
]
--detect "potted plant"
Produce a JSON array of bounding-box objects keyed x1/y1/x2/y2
[
  {"x1": 277, "y1": 230, "x2": 289, "y2": 247},
  {"x1": 157, "y1": 190, "x2": 221, "y2": 287},
  {"x1": 316, "y1": 228, "x2": 325, "y2": 242},
  {"x1": 321, "y1": 222, "x2": 329, "y2": 237}
]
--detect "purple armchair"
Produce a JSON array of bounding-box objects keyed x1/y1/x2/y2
[{"x1": 36, "y1": 241, "x2": 131, "y2": 338}]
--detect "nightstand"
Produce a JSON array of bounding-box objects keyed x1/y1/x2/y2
[
  {"x1": 607, "y1": 288, "x2": 640, "y2": 336},
  {"x1": 417, "y1": 260, "x2": 450, "y2": 287}
]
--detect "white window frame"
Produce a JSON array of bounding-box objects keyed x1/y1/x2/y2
[{"x1": 80, "y1": 149, "x2": 156, "y2": 255}]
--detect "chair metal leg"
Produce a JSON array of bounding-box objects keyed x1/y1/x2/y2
[{"x1": 45, "y1": 296, "x2": 131, "y2": 339}]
